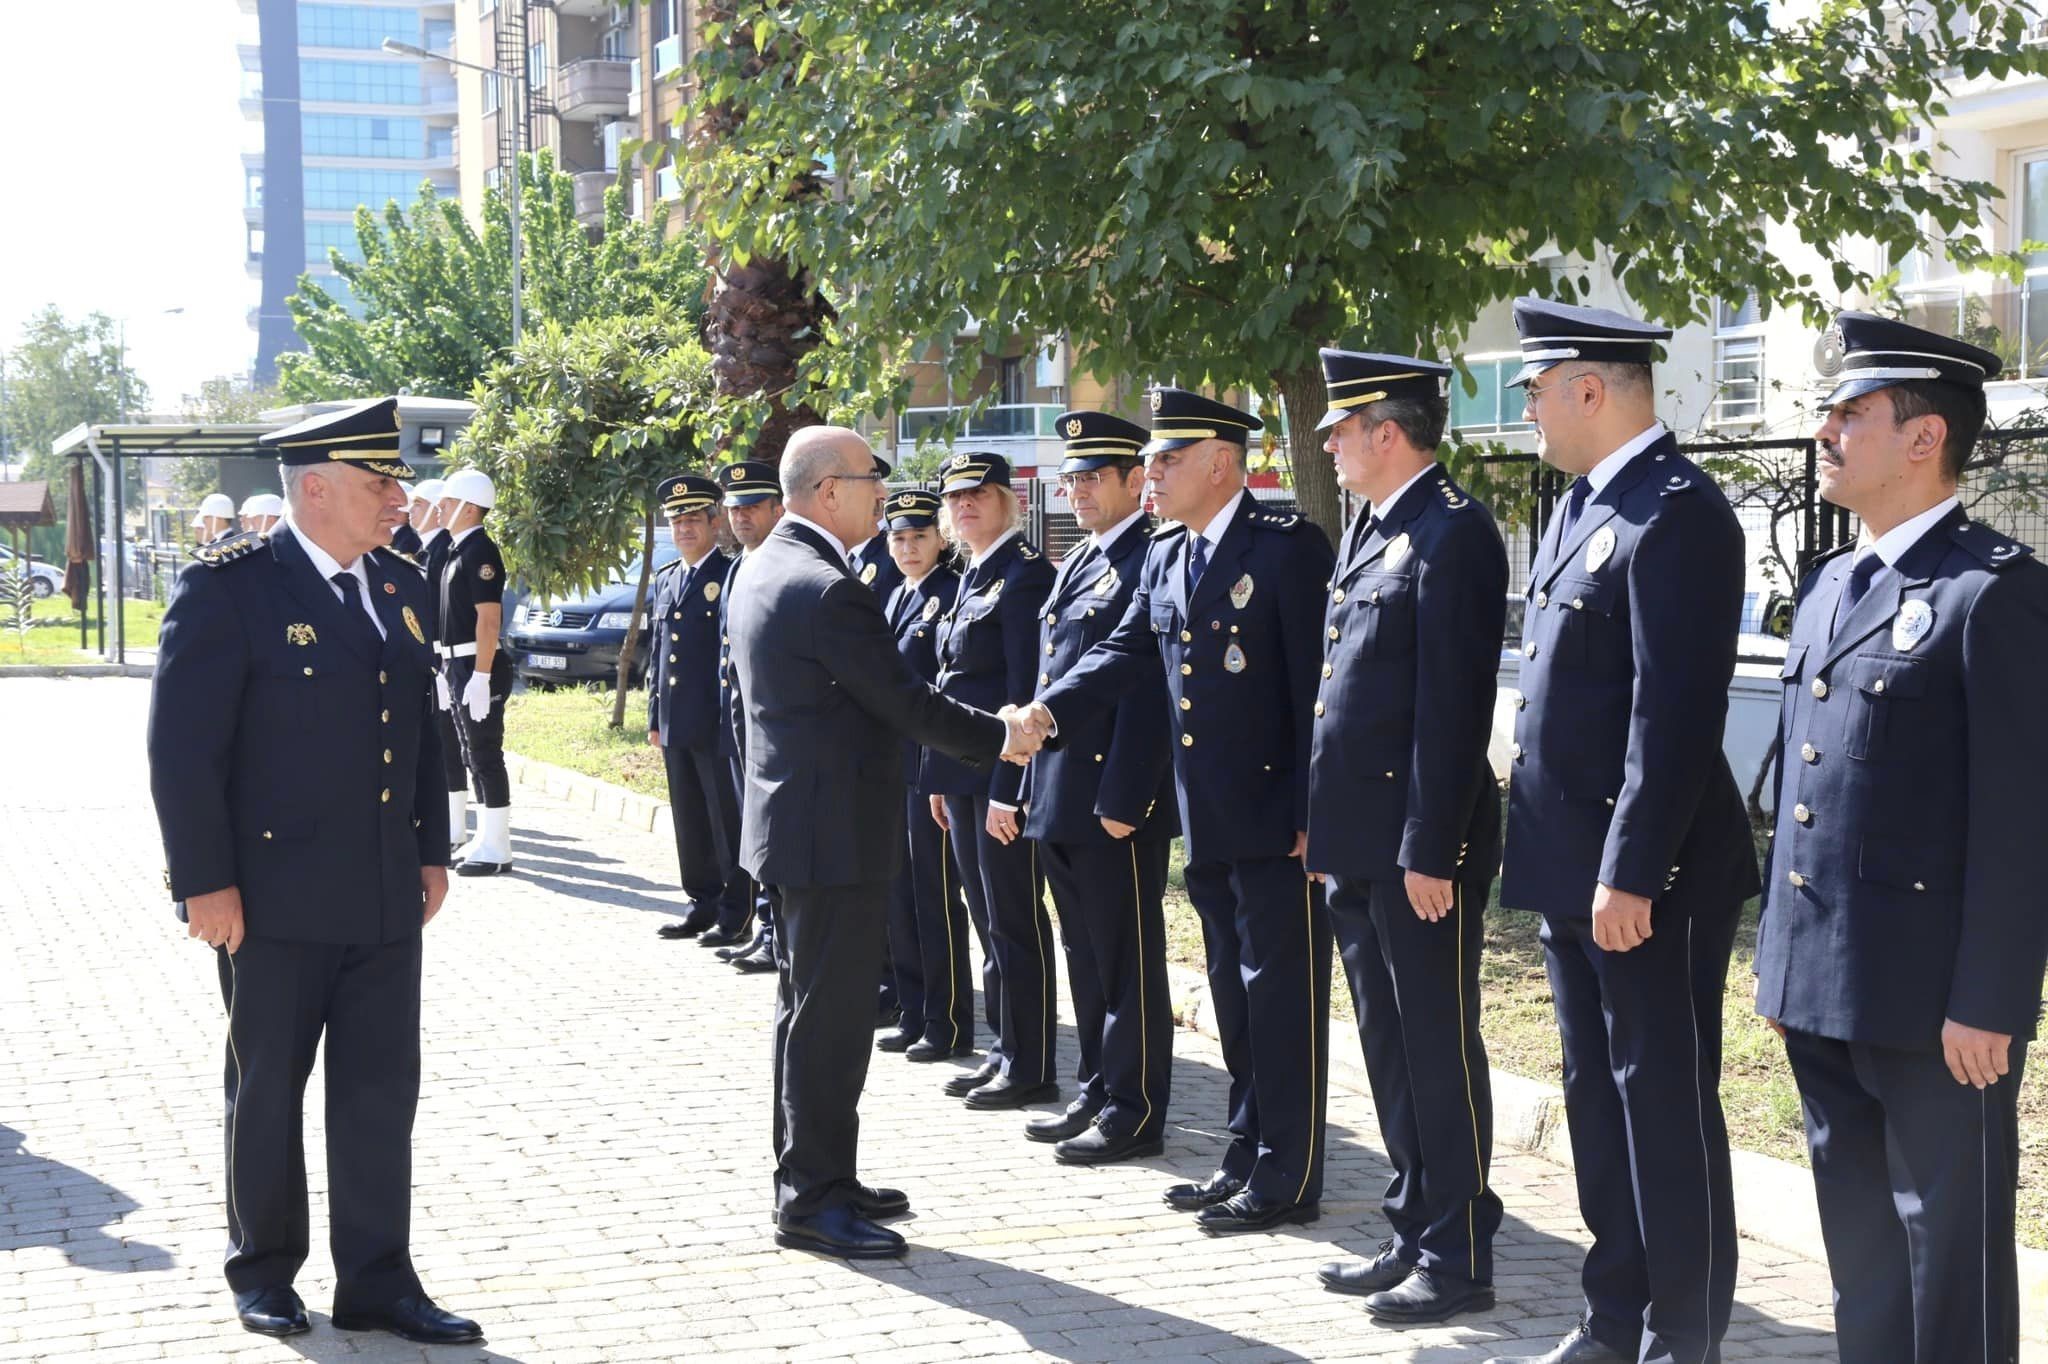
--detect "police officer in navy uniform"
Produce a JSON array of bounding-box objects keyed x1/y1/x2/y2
[
  {"x1": 848, "y1": 450, "x2": 906, "y2": 604},
  {"x1": 146, "y1": 397, "x2": 480, "y2": 1345},
  {"x1": 645, "y1": 474, "x2": 748, "y2": 941},
  {"x1": 1756, "y1": 314, "x2": 2048, "y2": 1364},
  {"x1": 1021, "y1": 411, "x2": 1178, "y2": 1165},
  {"x1": 435, "y1": 469, "x2": 515, "y2": 876},
  {"x1": 410, "y1": 479, "x2": 469, "y2": 853},
  {"x1": 1030, "y1": 388, "x2": 1336, "y2": 1233},
  {"x1": 1492, "y1": 300, "x2": 1758, "y2": 1364},
  {"x1": 877, "y1": 488, "x2": 977, "y2": 1058},
  {"x1": 1305, "y1": 349, "x2": 1508, "y2": 1323}
]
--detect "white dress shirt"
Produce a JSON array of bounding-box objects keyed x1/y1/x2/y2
[
  {"x1": 1862, "y1": 495, "x2": 1961, "y2": 568},
  {"x1": 286, "y1": 518, "x2": 385, "y2": 640}
]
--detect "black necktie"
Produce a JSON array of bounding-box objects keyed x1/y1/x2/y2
[
  {"x1": 1186, "y1": 535, "x2": 1209, "y2": 595},
  {"x1": 1555, "y1": 477, "x2": 1592, "y2": 546},
  {"x1": 1832, "y1": 551, "x2": 1881, "y2": 637},
  {"x1": 1348, "y1": 512, "x2": 1380, "y2": 561},
  {"x1": 330, "y1": 571, "x2": 378, "y2": 645}
]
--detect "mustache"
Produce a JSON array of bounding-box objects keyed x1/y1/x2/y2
[{"x1": 1818, "y1": 442, "x2": 1844, "y2": 465}]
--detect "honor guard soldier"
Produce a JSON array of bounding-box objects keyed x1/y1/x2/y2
[
  {"x1": 192, "y1": 492, "x2": 237, "y2": 548},
  {"x1": 387, "y1": 487, "x2": 422, "y2": 556},
  {"x1": 877, "y1": 488, "x2": 977, "y2": 1059},
  {"x1": 146, "y1": 395, "x2": 480, "y2": 1345},
  {"x1": 1021, "y1": 411, "x2": 1177, "y2": 1164},
  {"x1": 1304, "y1": 350, "x2": 1507, "y2": 1322},
  {"x1": 1492, "y1": 299, "x2": 1759, "y2": 1364},
  {"x1": 849, "y1": 449, "x2": 906, "y2": 603},
  {"x1": 435, "y1": 469, "x2": 514, "y2": 876},
  {"x1": 646, "y1": 474, "x2": 748, "y2": 941},
  {"x1": 1031, "y1": 387, "x2": 1336, "y2": 1233},
  {"x1": 409, "y1": 479, "x2": 468, "y2": 851},
  {"x1": 1756, "y1": 314, "x2": 2048, "y2": 1364},
  {"x1": 241, "y1": 493, "x2": 285, "y2": 537}
]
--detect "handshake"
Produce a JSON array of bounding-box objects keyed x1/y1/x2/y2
[{"x1": 996, "y1": 702, "x2": 1057, "y2": 765}]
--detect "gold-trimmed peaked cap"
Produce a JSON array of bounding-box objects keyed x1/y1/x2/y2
[
  {"x1": 1315, "y1": 349, "x2": 1451, "y2": 432},
  {"x1": 883, "y1": 487, "x2": 942, "y2": 530},
  {"x1": 658, "y1": 473, "x2": 722, "y2": 517},
  {"x1": 1507, "y1": 297, "x2": 1671, "y2": 388},
  {"x1": 1142, "y1": 387, "x2": 1262, "y2": 458},
  {"x1": 1056, "y1": 410, "x2": 1149, "y2": 474},
  {"x1": 937, "y1": 450, "x2": 1013, "y2": 495},
  {"x1": 715, "y1": 460, "x2": 781, "y2": 506},
  {"x1": 258, "y1": 396, "x2": 415, "y2": 480},
  {"x1": 1819, "y1": 310, "x2": 2001, "y2": 408}
]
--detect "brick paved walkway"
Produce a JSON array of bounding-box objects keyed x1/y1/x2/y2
[{"x1": 0, "y1": 678, "x2": 1843, "y2": 1362}]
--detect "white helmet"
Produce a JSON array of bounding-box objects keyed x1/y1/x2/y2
[
  {"x1": 192, "y1": 492, "x2": 235, "y2": 526},
  {"x1": 411, "y1": 477, "x2": 446, "y2": 506},
  {"x1": 442, "y1": 468, "x2": 496, "y2": 510},
  {"x1": 239, "y1": 492, "x2": 285, "y2": 518}
]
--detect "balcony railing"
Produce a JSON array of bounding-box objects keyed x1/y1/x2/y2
[
  {"x1": 897, "y1": 404, "x2": 1065, "y2": 444},
  {"x1": 572, "y1": 171, "x2": 611, "y2": 225},
  {"x1": 555, "y1": 58, "x2": 632, "y2": 119},
  {"x1": 1897, "y1": 267, "x2": 2048, "y2": 380}
]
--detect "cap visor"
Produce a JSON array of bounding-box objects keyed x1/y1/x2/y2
[
  {"x1": 1820, "y1": 375, "x2": 1902, "y2": 408},
  {"x1": 723, "y1": 492, "x2": 777, "y2": 506},
  {"x1": 1313, "y1": 407, "x2": 1350, "y2": 433},
  {"x1": 1139, "y1": 436, "x2": 1201, "y2": 459},
  {"x1": 1505, "y1": 360, "x2": 1553, "y2": 389}
]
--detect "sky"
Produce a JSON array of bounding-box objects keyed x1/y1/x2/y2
[{"x1": 0, "y1": 2, "x2": 256, "y2": 416}]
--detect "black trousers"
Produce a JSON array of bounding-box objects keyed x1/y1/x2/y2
[
  {"x1": 1328, "y1": 871, "x2": 1502, "y2": 1285},
  {"x1": 1182, "y1": 854, "x2": 1331, "y2": 1204},
  {"x1": 433, "y1": 706, "x2": 466, "y2": 794},
  {"x1": 1540, "y1": 905, "x2": 1739, "y2": 1364},
  {"x1": 1782, "y1": 1028, "x2": 2025, "y2": 1364},
  {"x1": 728, "y1": 755, "x2": 771, "y2": 947},
  {"x1": 943, "y1": 794, "x2": 1054, "y2": 1084},
  {"x1": 662, "y1": 741, "x2": 748, "y2": 930},
  {"x1": 1038, "y1": 837, "x2": 1172, "y2": 1140},
  {"x1": 770, "y1": 879, "x2": 890, "y2": 1217},
  {"x1": 445, "y1": 658, "x2": 510, "y2": 807},
  {"x1": 891, "y1": 790, "x2": 974, "y2": 1048},
  {"x1": 214, "y1": 934, "x2": 423, "y2": 1311}
]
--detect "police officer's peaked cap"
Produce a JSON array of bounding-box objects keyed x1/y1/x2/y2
[
  {"x1": 883, "y1": 487, "x2": 943, "y2": 531},
  {"x1": 258, "y1": 396, "x2": 416, "y2": 479},
  {"x1": 715, "y1": 461, "x2": 781, "y2": 506},
  {"x1": 1141, "y1": 388, "x2": 1262, "y2": 458},
  {"x1": 1314, "y1": 349, "x2": 1451, "y2": 431},
  {"x1": 937, "y1": 450, "x2": 1014, "y2": 495},
  {"x1": 1507, "y1": 298, "x2": 1672, "y2": 388},
  {"x1": 1055, "y1": 411, "x2": 1149, "y2": 473},
  {"x1": 1819, "y1": 311, "x2": 2001, "y2": 408},
  {"x1": 658, "y1": 474, "x2": 722, "y2": 516}
]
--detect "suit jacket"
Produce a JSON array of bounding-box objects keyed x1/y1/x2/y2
[
  {"x1": 850, "y1": 534, "x2": 906, "y2": 604},
  {"x1": 1500, "y1": 433, "x2": 1761, "y2": 918},
  {"x1": 390, "y1": 523, "x2": 423, "y2": 558},
  {"x1": 1307, "y1": 468, "x2": 1507, "y2": 881},
  {"x1": 1756, "y1": 507, "x2": 2048, "y2": 1047},
  {"x1": 716, "y1": 553, "x2": 746, "y2": 761},
  {"x1": 730, "y1": 520, "x2": 1008, "y2": 888},
  {"x1": 646, "y1": 547, "x2": 732, "y2": 750},
  {"x1": 1022, "y1": 518, "x2": 1176, "y2": 846},
  {"x1": 925, "y1": 534, "x2": 1055, "y2": 804},
  {"x1": 887, "y1": 564, "x2": 961, "y2": 784},
  {"x1": 147, "y1": 529, "x2": 449, "y2": 945},
  {"x1": 1037, "y1": 495, "x2": 1335, "y2": 864}
]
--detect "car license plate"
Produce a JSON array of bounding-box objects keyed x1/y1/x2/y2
[{"x1": 529, "y1": 653, "x2": 568, "y2": 670}]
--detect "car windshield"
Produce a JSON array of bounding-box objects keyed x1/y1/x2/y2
[{"x1": 613, "y1": 541, "x2": 681, "y2": 584}]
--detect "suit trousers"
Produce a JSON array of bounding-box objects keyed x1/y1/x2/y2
[
  {"x1": 214, "y1": 934, "x2": 424, "y2": 1311},
  {"x1": 895, "y1": 789, "x2": 974, "y2": 1049},
  {"x1": 728, "y1": 755, "x2": 771, "y2": 947},
  {"x1": 1328, "y1": 871, "x2": 1502, "y2": 1285},
  {"x1": 1782, "y1": 1027, "x2": 2025, "y2": 1364},
  {"x1": 444, "y1": 658, "x2": 510, "y2": 807},
  {"x1": 1038, "y1": 836, "x2": 1172, "y2": 1140},
  {"x1": 662, "y1": 741, "x2": 748, "y2": 930},
  {"x1": 770, "y1": 879, "x2": 890, "y2": 1217},
  {"x1": 1181, "y1": 855, "x2": 1332, "y2": 1204},
  {"x1": 943, "y1": 794, "x2": 1054, "y2": 1084},
  {"x1": 1539, "y1": 905, "x2": 1739, "y2": 1364}
]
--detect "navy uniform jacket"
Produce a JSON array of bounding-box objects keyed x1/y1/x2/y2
[
  {"x1": 851, "y1": 534, "x2": 906, "y2": 603},
  {"x1": 716, "y1": 553, "x2": 746, "y2": 761},
  {"x1": 1756, "y1": 508, "x2": 2048, "y2": 1048},
  {"x1": 925, "y1": 534, "x2": 1055, "y2": 805},
  {"x1": 390, "y1": 523, "x2": 423, "y2": 558},
  {"x1": 147, "y1": 530, "x2": 450, "y2": 945},
  {"x1": 1501, "y1": 433, "x2": 1760, "y2": 917},
  {"x1": 1022, "y1": 518, "x2": 1177, "y2": 846},
  {"x1": 646, "y1": 547, "x2": 732, "y2": 750},
  {"x1": 1308, "y1": 469, "x2": 1507, "y2": 881},
  {"x1": 419, "y1": 530, "x2": 450, "y2": 635},
  {"x1": 887, "y1": 564, "x2": 962, "y2": 783},
  {"x1": 1037, "y1": 496, "x2": 1335, "y2": 864}
]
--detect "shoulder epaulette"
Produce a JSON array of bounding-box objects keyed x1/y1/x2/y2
[
  {"x1": 654, "y1": 556, "x2": 686, "y2": 577},
  {"x1": 1659, "y1": 471, "x2": 1699, "y2": 496},
  {"x1": 1251, "y1": 508, "x2": 1302, "y2": 531},
  {"x1": 1017, "y1": 541, "x2": 1042, "y2": 560},
  {"x1": 1436, "y1": 478, "x2": 1473, "y2": 512},
  {"x1": 374, "y1": 544, "x2": 420, "y2": 569},
  {"x1": 1952, "y1": 518, "x2": 2035, "y2": 570},
  {"x1": 192, "y1": 531, "x2": 266, "y2": 567},
  {"x1": 1151, "y1": 522, "x2": 1189, "y2": 541},
  {"x1": 1809, "y1": 541, "x2": 1854, "y2": 570}
]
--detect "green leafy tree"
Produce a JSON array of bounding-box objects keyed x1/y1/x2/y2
[
  {"x1": 279, "y1": 151, "x2": 709, "y2": 402},
  {"x1": 169, "y1": 377, "x2": 284, "y2": 505},
  {"x1": 2, "y1": 306, "x2": 148, "y2": 560},
  {"x1": 684, "y1": 0, "x2": 2048, "y2": 535},
  {"x1": 450, "y1": 307, "x2": 717, "y2": 724}
]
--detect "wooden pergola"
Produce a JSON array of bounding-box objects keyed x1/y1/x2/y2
[{"x1": 0, "y1": 482, "x2": 55, "y2": 614}]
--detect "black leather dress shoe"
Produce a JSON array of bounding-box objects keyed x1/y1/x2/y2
[
  {"x1": 715, "y1": 932, "x2": 763, "y2": 961},
  {"x1": 848, "y1": 1184, "x2": 910, "y2": 1219},
  {"x1": 1317, "y1": 1239, "x2": 1411, "y2": 1296},
  {"x1": 962, "y1": 1077, "x2": 1059, "y2": 1110},
  {"x1": 1195, "y1": 1188, "x2": 1319, "y2": 1234},
  {"x1": 731, "y1": 942, "x2": 778, "y2": 974},
  {"x1": 906, "y1": 1038, "x2": 974, "y2": 1063},
  {"x1": 876, "y1": 1026, "x2": 919, "y2": 1053},
  {"x1": 774, "y1": 1206, "x2": 907, "y2": 1260},
  {"x1": 234, "y1": 1285, "x2": 310, "y2": 1337},
  {"x1": 1053, "y1": 1124, "x2": 1164, "y2": 1165},
  {"x1": 1483, "y1": 1321, "x2": 1629, "y2": 1364},
  {"x1": 1024, "y1": 1098, "x2": 1102, "y2": 1143},
  {"x1": 942, "y1": 1059, "x2": 999, "y2": 1097},
  {"x1": 1162, "y1": 1170, "x2": 1244, "y2": 1210},
  {"x1": 659, "y1": 908, "x2": 719, "y2": 940},
  {"x1": 875, "y1": 1006, "x2": 903, "y2": 1031},
  {"x1": 332, "y1": 1294, "x2": 483, "y2": 1345},
  {"x1": 697, "y1": 923, "x2": 750, "y2": 948},
  {"x1": 1364, "y1": 1269, "x2": 1495, "y2": 1324}
]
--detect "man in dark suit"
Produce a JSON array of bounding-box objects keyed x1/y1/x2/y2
[
  {"x1": 146, "y1": 397, "x2": 479, "y2": 1345},
  {"x1": 727, "y1": 426, "x2": 1044, "y2": 1260},
  {"x1": 1021, "y1": 411, "x2": 1177, "y2": 1165},
  {"x1": 1756, "y1": 314, "x2": 2048, "y2": 1364},
  {"x1": 1028, "y1": 388, "x2": 1336, "y2": 1235},
  {"x1": 1305, "y1": 349, "x2": 1508, "y2": 1324},
  {"x1": 1492, "y1": 299, "x2": 1760, "y2": 1364}
]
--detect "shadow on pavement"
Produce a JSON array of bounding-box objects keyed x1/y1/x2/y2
[
  {"x1": 0, "y1": 1123, "x2": 174, "y2": 1272},
  {"x1": 286, "y1": 1318, "x2": 534, "y2": 1364}
]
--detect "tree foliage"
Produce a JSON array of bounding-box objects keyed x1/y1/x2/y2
[
  {"x1": 683, "y1": 0, "x2": 2048, "y2": 533},
  {"x1": 2, "y1": 306, "x2": 148, "y2": 560}
]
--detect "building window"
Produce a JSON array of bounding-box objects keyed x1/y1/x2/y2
[
  {"x1": 305, "y1": 168, "x2": 423, "y2": 212},
  {"x1": 247, "y1": 225, "x2": 265, "y2": 261},
  {"x1": 245, "y1": 170, "x2": 265, "y2": 209},
  {"x1": 300, "y1": 59, "x2": 422, "y2": 106},
  {"x1": 485, "y1": 167, "x2": 502, "y2": 191},
  {"x1": 1447, "y1": 356, "x2": 1532, "y2": 435},
  {"x1": 528, "y1": 41, "x2": 549, "y2": 93},
  {"x1": 997, "y1": 356, "x2": 1027, "y2": 406},
  {"x1": 306, "y1": 220, "x2": 364, "y2": 265},
  {"x1": 482, "y1": 72, "x2": 501, "y2": 116},
  {"x1": 427, "y1": 124, "x2": 454, "y2": 160},
  {"x1": 300, "y1": 5, "x2": 422, "y2": 51},
  {"x1": 1712, "y1": 293, "x2": 1765, "y2": 427},
  {"x1": 422, "y1": 18, "x2": 454, "y2": 54},
  {"x1": 302, "y1": 114, "x2": 425, "y2": 158}
]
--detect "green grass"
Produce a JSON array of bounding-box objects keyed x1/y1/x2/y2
[
  {"x1": 0, "y1": 595, "x2": 162, "y2": 665},
  {"x1": 503, "y1": 683, "x2": 669, "y2": 799}
]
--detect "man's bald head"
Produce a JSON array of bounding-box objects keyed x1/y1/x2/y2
[{"x1": 782, "y1": 426, "x2": 884, "y2": 549}]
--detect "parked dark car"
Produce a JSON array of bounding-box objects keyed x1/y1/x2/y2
[{"x1": 506, "y1": 544, "x2": 681, "y2": 688}]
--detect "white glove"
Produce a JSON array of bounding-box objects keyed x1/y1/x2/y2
[
  {"x1": 434, "y1": 673, "x2": 452, "y2": 711},
  {"x1": 462, "y1": 670, "x2": 492, "y2": 721}
]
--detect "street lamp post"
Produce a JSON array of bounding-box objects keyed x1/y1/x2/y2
[{"x1": 384, "y1": 38, "x2": 522, "y2": 345}]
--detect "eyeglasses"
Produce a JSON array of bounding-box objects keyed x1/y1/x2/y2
[
  {"x1": 1144, "y1": 449, "x2": 1197, "y2": 473},
  {"x1": 1056, "y1": 470, "x2": 1113, "y2": 490},
  {"x1": 1523, "y1": 372, "x2": 1595, "y2": 403},
  {"x1": 814, "y1": 471, "x2": 887, "y2": 491}
]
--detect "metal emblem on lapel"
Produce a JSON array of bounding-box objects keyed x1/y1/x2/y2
[
  {"x1": 860, "y1": 563, "x2": 877, "y2": 585},
  {"x1": 1092, "y1": 569, "x2": 1119, "y2": 596},
  {"x1": 1586, "y1": 526, "x2": 1617, "y2": 572},
  {"x1": 1384, "y1": 533, "x2": 1411, "y2": 570},
  {"x1": 402, "y1": 605, "x2": 426, "y2": 644},
  {"x1": 382, "y1": 581, "x2": 397, "y2": 595},
  {"x1": 1229, "y1": 573, "x2": 1254, "y2": 609},
  {"x1": 1893, "y1": 599, "x2": 1933, "y2": 651},
  {"x1": 704, "y1": 580, "x2": 721, "y2": 602},
  {"x1": 479, "y1": 563, "x2": 496, "y2": 581},
  {"x1": 983, "y1": 578, "x2": 1004, "y2": 602},
  {"x1": 286, "y1": 623, "x2": 317, "y2": 646},
  {"x1": 1224, "y1": 643, "x2": 1247, "y2": 673},
  {"x1": 922, "y1": 597, "x2": 940, "y2": 622}
]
